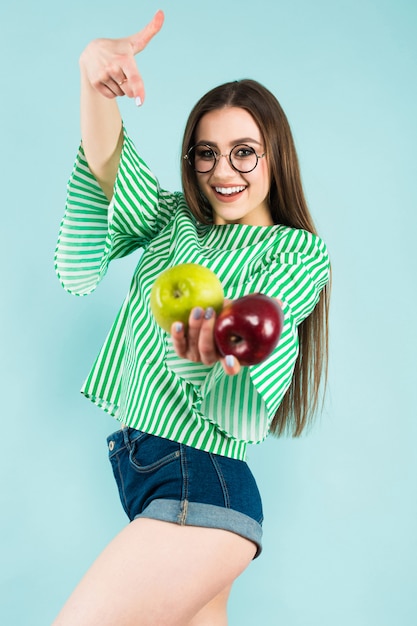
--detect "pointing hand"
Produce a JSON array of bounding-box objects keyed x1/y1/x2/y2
[{"x1": 79, "y1": 10, "x2": 164, "y2": 104}]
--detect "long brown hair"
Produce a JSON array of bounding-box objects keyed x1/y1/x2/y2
[{"x1": 181, "y1": 79, "x2": 330, "y2": 436}]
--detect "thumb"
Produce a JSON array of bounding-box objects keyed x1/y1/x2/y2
[{"x1": 129, "y1": 10, "x2": 165, "y2": 55}]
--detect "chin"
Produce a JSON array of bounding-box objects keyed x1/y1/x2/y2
[
  {"x1": 212, "y1": 207, "x2": 246, "y2": 225},
  {"x1": 214, "y1": 215, "x2": 245, "y2": 226}
]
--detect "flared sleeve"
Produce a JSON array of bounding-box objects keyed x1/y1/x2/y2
[
  {"x1": 199, "y1": 228, "x2": 330, "y2": 444},
  {"x1": 54, "y1": 127, "x2": 178, "y2": 296},
  {"x1": 248, "y1": 228, "x2": 330, "y2": 424}
]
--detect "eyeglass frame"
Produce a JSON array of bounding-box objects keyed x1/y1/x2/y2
[{"x1": 184, "y1": 143, "x2": 266, "y2": 174}]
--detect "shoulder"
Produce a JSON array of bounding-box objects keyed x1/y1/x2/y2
[
  {"x1": 257, "y1": 226, "x2": 329, "y2": 275},
  {"x1": 265, "y1": 226, "x2": 330, "y2": 296},
  {"x1": 274, "y1": 226, "x2": 328, "y2": 258},
  {"x1": 168, "y1": 195, "x2": 199, "y2": 224}
]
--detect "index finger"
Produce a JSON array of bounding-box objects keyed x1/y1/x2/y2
[{"x1": 129, "y1": 10, "x2": 165, "y2": 55}]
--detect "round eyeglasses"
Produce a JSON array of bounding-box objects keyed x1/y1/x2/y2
[{"x1": 184, "y1": 143, "x2": 266, "y2": 174}]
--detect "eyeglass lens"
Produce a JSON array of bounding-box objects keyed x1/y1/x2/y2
[{"x1": 188, "y1": 144, "x2": 259, "y2": 173}]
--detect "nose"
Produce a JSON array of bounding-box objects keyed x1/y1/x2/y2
[{"x1": 212, "y1": 154, "x2": 236, "y2": 176}]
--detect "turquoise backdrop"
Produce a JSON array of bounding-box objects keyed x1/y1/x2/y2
[{"x1": 1, "y1": 1, "x2": 416, "y2": 624}]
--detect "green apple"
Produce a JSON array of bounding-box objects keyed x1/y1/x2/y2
[{"x1": 150, "y1": 263, "x2": 224, "y2": 333}]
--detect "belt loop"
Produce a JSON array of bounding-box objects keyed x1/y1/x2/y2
[{"x1": 122, "y1": 426, "x2": 131, "y2": 449}]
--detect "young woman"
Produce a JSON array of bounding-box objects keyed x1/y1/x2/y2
[{"x1": 53, "y1": 10, "x2": 330, "y2": 626}]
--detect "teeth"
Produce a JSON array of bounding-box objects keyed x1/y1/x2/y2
[{"x1": 215, "y1": 186, "x2": 245, "y2": 195}]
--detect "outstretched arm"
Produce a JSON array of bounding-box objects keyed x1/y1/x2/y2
[{"x1": 78, "y1": 10, "x2": 164, "y2": 199}]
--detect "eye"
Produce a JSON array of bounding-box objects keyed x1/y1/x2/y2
[
  {"x1": 195, "y1": 145, "x2": 217, "y2": 160},
  {"x1": 233, "y1": 145, "x2": 256, "y2": 159}
]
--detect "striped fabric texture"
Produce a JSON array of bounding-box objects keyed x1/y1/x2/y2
[{"x1": 55, "y1": 128, "x2": 330, "y2": 460}]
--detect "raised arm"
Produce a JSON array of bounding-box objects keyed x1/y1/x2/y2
[{"x1": 78, "y1": 10, "x2": 164, "y2": 199}]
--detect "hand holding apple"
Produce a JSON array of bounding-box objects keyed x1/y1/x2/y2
[
  {"x1": 214, "y1": 293, "x2": 284, "y2": 366},
  {"x1": 151, "y1": 265, "x2": 283, "y2": 369},
  {"x1": 150, "y1": 263, "x2": 224, "y2": 333}
]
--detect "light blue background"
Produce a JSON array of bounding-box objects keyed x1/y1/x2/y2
[{"x1": 1, "y1": 1, "x2": 416, "y2": 624}]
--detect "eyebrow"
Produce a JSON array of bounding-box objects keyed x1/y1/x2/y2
[{"x1": 196, "y1": 137, "x2": 262, "y2": 147}]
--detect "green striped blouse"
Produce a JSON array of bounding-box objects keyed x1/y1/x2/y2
[{"x1": 55, "y1": 128, "x2": 330, "y2": 460}]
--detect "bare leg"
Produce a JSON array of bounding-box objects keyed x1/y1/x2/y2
[
  {"x1": 187, "y1": 586, "x2": 232, "y2": 626},
  {"x1": 52, "y1": 518, "x2": 256, "y2": 626}
]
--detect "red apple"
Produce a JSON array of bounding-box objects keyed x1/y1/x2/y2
[{"x1": 214, "y1": 294, "x2": 284, "y2": 366}]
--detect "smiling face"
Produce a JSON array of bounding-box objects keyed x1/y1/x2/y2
[{"x1": 194, "y1": 107, "x2": 272, "y2": 226}]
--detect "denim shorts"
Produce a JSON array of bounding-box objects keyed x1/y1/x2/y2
[{"x1": 107, "y1": 427, "x2": 263, "y2": 557}]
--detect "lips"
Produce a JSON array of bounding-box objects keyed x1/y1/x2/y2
[{"x1": 212, "y1": 185, "x2": 247, "y2": 204}]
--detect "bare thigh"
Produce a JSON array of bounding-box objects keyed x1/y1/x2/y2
[
  {"x1": 52, "y1": 518, "x2": 256, "y2": 626},
  {"x1": 187, "y1": 585, "x2": 232, "y2": 626}
]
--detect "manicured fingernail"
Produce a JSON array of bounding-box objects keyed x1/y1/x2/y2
[
  {"x1": 204, "y1": 307, "x2": 214, "y2": 320},
  {"x1": 135, "y1": 96, "x2": 142, "y2": 107},
  {"x1": 175, "y1": 322, "x2": 183, "y2": 333},
  {"x1": 225, "y1": 355, "x2": 235, "y2": 368},
  {"x1": 193, "y1": 307, "x2": 203, "y2": 320}
]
